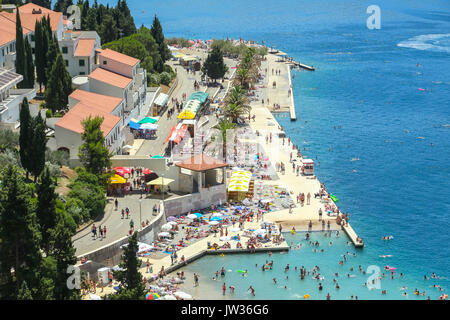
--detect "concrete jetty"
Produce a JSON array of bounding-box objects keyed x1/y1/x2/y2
[
  {"x1": 286, "y1": 65, "x2": 296, "y2": 121},
  {"x1": 342, "y1": 223, "x2": 364, "y2": 248}
]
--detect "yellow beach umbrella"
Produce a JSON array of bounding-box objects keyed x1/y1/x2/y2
[{"x1": 109, "y1": 174, "x2": 126, "y2": 184}]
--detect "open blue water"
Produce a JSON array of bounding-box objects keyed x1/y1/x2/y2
[{"x1": 99, "y1": 0, "x2": 450, "y2": 299}]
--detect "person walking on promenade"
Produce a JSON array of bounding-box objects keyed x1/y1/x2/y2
[
  {"x1": 121, "y1": 209, "x2": 125, "y2": 219},
  {"x1": 319, "y1": 208, "x2": 323, "y2": 221},
  {"x1": 126, "y1": 207, "x2": 130, "y2": 219},
  {"x1": 327, "y1": 220, "x2": 331, "y2": 231},
  {"x1": 115, "y1": 198, "x2": 118, "y2": 210},
  {"x1": 322, "y1": 220, "x2": 325, "y2": 231},
  {"x1": 194, "y1": 273, "x2": 199, "y2": 287},
  {"x1": 129, "y1": 219, "x2": 134, "y2": 230},
  {"x1": 99, "y1": 225, "x2": 103, "y2": 239},
  {"x1": 92, "y1": 224, "x2": 97, "y2": 239},
  {"x1": 307, "y1": 193, "x2": 311, "y2": 205},
  {"x1": 103, "y1": 226, "x2": 107, "y2": 238}
]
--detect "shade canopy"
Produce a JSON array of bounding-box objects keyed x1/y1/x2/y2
[
  {"x1": 152, "y1": 155, "x2": 165, "y2": 159},
  {"x1": 146, "y1": 177, "x2": 175, "y2": 186},
  {"x1": 177, "y1": 109, "x2": 196, "y2": 120},
  {"x1": 175, "y1": 154, "x2": 227, "y2": 172},
  {"x1": 109, "y1": 174, "x2": 127, "y2": 184},
  {"x1": 227, "y1": 170, "x2": 252, "y2": 192},
  {"x1": 140, "y1": 123, "x2": 159, "y2": 130},
  {"x1": 138, "y1": 117, "x2": 158, "y2": 124},
  {"x1": 154, "y1": 93, "x2": 169, "y2": 106},
  {"x1": 129, "y1": 121, "x2": 141, "y2": 130},
  {"x1": 113, "y1": 167, "x2": 131, "y2": 177},
  {"x1": 188, "y1": 91, "x2": 209, "y2": 104}
]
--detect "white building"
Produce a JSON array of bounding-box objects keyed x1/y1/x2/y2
[
  {"x1": 54, "y1": 89, "x2": 125, "y2": 158},
  {"x1": 54, "y1": 48, "x2": 149, "y2": 158},
  {"x1": 0, "y1": 68, "x2": 36, "y2": 124},
  {"x1": 59, "y1": 31, "x2": 101, "y2": 77}
]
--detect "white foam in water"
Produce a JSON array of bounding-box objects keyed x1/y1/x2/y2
[{"x1": 397, "y1": 34, "x2": 450, "y2": 53}]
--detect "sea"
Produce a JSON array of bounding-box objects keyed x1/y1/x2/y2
[{"x1": 99, "y1": 0, "x2": 450, "y2": 299}]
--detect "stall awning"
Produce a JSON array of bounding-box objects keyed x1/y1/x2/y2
[
  {"x1": 181, "y1": 55, "x2": 197, "y2": 62},
  {"x1": 227, "y1": 170, "x2": 252, "y2": 192},
  {"x1": 146, "y1": 177, "x2": 175, "y2": 186},
  {"x1": 177, "y1": 109, "x2": 196, "y2": 120},
  {"x1": 138, "y1": 117, "x2": 158, "y2": 124},
  {"x1": 188, "y1": 91, "x2": 209, "y2": 104},
  {"x1": 140, "y1": 123, "x2": 159, "y2": 130},
  {"x1": 164, "y1": 125, "x2": 177, "y2": 144},
  {"x1": 172, "y1": 124, "x2": 188, "y2": 144},
  {"x1": 154, "y1": 93, "x2": 169, "y2": 106}
]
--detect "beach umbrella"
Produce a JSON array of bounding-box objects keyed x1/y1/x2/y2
[
  {"x1": 230, "y1": 227, "x2": 240, "y2": 232},
  {"x1": 193, "y1": 212, "x2": 203, "y2": 218},
  {"x1": 90, "y1": 294, "x2": 102, "y2": 300},
  {"x1": 109, "y1": 174, "x2": 126, "y2": 184},
  {"x1": 173, "y1": 291, "x2": 192, "y2": 300},
  {"x1": 167, "y1": 216, "x2": 177, "y2": 222},
  {"x1": 146, "y1": 292, "x2": 160, "y2": 300},
  {"x1": 304, "y1": 294, "x2": 310, "y2": 299},
  {"x1": 187, "y1": 214, "x2": 198, "y2": 220},
  {"x1": 160, "y1": 294, "x2": 177, "y2": 300},
  {"x1": 254, "y1": 229, "x2": 267, "y2": 235},
  {"x1": 142, "y1": 168, "x2": 153, "y2": 175},
  {"x1": 209, "y1": 221, "x2": 220, "y2": 226},
  {"x1": 158, "y1": 232, "x2": 170, "y2": 238},
  {"x1": 210, "y1": 216, "x2": 222, "y2": 221},
  {"x1": 220, "y1": 236, "x2": 230, "y2": 241},
  {"x1": 113, "y1": 167, "x2": 131, "y2": 177},
  {"x1": 167, "y1": 221, "x2": 178, "y2": 226},
  {"x1": 161, "y1": 224, "x2": 173, "y2": 232},
  {"x1": 212, "y1": 212, "x2": 223, "y2": 218}
]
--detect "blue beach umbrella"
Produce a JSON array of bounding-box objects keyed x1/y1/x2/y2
[
  {"x1": 194, "y1": 212, "x2": 203, "y2": 218},
  {"x1": 210, "y1": 216, "x2": 222, "y2": 221}
]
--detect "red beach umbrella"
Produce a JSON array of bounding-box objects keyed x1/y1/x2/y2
[
  {"x1": 113, "y1": 167, "x2": 131, "y2": 177},
  {"x1": 142, "y1": 168, "x2": 153, "y2": 175}
]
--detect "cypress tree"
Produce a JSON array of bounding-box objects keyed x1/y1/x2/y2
[
  {"x1": 36, "y1": 166, "x2": 57, "y2": 255},
  {"x1": 17, "y1": 281, "x2": 33, "y2": 300},
  {"x1": 15, "y1": 9, "x2": 26, "y2": 88},
  {"x1": 29, "y1": 112, "x2": 47, "y2": 182},
  {"x1": 19, "y1": 98, "x2": 32, "y2": 178},
  {"x1": 34, "y1": 20, "x2": 46, "y2": 93},
  {"x1": 150, "y1": 15, "x2": 170, "y2": 72},
  {"x1": 24, "y1": 37, "x2": 35, "y2": 88},
  {"x1": 45, "y1": 54, "x2": 69, "y2": 113},
  {"x1": 0, "y1": 165, "x2": 42, "y2": 299},
  {"x1": 45, "y1": 36, "x2": 59, "y2": 80}
]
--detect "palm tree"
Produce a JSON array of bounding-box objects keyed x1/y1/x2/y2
[
  {"x1": 213, "y1": 119, "x2": 236, "y2": 160},
  {"x1": 224, "y1": 103, "x2": 251, "y2": 123},
  {"x1": 226, "y1": 85, "x2": 249, "y2": 107},
  {"x1": 236, "y1": 68, "x2": 251, "y2": 88}
]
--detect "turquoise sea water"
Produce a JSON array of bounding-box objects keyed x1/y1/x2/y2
[{"x1": 100, "y1": 0, "x2": 450, "y2": 299}]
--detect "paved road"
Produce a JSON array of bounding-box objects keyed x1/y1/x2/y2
[{"x1": 73, "y1": 194, "x2": 160, "y2": 257}]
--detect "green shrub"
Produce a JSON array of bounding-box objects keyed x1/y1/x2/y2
[
  {"x1": 149, "y1": 73, "x2": 160, "y2": 85},
  {"x1": 45, "y1": 109, "x2": 52, "y2": 118},
  {"x1": 159, "y1": 72, "x2": 171, "y2": 86}
]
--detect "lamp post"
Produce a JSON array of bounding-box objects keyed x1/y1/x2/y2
[
  {"x1": 161, "y1": 174, "x2": 165, "y2": 215},
  {"x1": 139, "y1": 199, "x2": 142, "y2": 231}
]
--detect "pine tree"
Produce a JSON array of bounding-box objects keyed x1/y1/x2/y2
[
  {"x1": 19, "y1": 98, "x2": 32, "y2": 178},
  {"x1": 109, "y1": 232, "x2": 145, "y2": 299},
  {"x1": 0, "y1": 165, "x2": 42, "y2": 299},
  {"x1": 15, "y1": 9, "x2": 26, "y2": 88},
  {"x1": 201, "y1": 46, "x2": 228, "y2": 82},
  {"x1": 24, "y1": 37, "x2": 35, "y2": 88},
  {"x1": 85, "y1": 7, "x2": 98, "y2": 30},
  {"x1": 78, "y1": 116, "x2": 112, "y2": 176},
  {"x1": 53, "y1": 0, "x2": 73, "y2": 13},
  {"x1": 80, "y1": 0, "x2": 90, "y2": 30},
  {"x1": 99, "y1": 13, "x2": 117, "y2": 44},
  {"x1": 52, "y1": 209, "x2": 79, "y2": 300},
  {"x1": 17, "y1": 281, "x2": 33, "y2": 300}
]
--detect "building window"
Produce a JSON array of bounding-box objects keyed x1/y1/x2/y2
[
  {"x1": 79, "y1": 72, "x2": 85, "y2": 75},
  {"x1": 65, "y1": 60, "x2": 69, "y2": 67},
  {"x1": 103, "y1": 60, "x2": 107, "y2": 65},
  {"x1": 32, "y1": 48, "x2": 35, "y2": 54},
  {"x1": 62, "y1": 46, "x2": 68, "y2": 54},
  {"x1": 79, "y1": 59, "x2": 85, "y2": 66},
  {"x1": 31, "y1": 35, "x2": 35, "y2": 41},
  {"x1": 2, "y1": 49, "x2": 4, "y2": 57}
]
